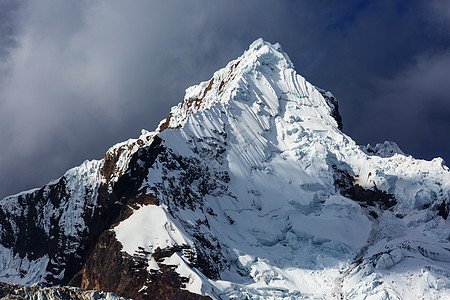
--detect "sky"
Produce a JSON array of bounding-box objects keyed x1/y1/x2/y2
[{"x1": 0, "y1": 0, "x2": 449, "y2": 199}]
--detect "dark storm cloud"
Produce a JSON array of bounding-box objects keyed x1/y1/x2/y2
[
  {"x1": 341, "y1": 0, "x2": 450, "y2": 162},
  {"x1": 362, "y1": 50, "x2": 450, "y2": 161},
  {"x1": 427, "y1": 0, "x2": 450, "y2": 30},
  {"x1": 0, "y1": 0, "x2": 449, "y2": 198}
]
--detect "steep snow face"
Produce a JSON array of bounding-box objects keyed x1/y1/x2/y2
[
  {"x1": 113, "y1": 39, "x2": 450, "y2": 299},
  {"x1": 0, "y1": 159, "x2": 103, "y2": 285},
  {"x1": 0, "y1": 245, "x2": 49, "y2": 285}
]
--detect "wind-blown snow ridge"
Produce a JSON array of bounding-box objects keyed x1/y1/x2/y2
[
  {"x1": 0, "y1": 39, "x2": 449, "y2": 299},
  {"x1": 160, "y1": 38, "x2": 340, "y2": 132}
]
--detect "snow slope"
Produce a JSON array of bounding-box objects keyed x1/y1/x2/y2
[{"x1": 0, "y1": 39, "x2": 449, "y2": 299}]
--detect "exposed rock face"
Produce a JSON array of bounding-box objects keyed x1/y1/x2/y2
[
  {"x1": 317, "y1": 88, "x2": 343, "y2": 131},
  {"x1": 73, "y1": 231, "x2": 209, "y2": 300},
  {"x1": 1, "y1": 39, "x2": 449, "y2": 299},
  {"x1": 332, "y1": 164, "x2": 397, "y2": 209},
  {"x1": 437, "y1": 199, "x2": 449, "y2": 219}
]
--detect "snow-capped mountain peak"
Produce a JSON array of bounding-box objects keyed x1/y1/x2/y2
[
  {"x1": 0, "y1": 39, "x2": 449, "y2": 300},
  {"x1": 160, "y1": 38, "x2": 340, "y2": 134}
]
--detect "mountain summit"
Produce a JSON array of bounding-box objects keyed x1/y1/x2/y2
[{"x1": 0, "y1": 39, "x2": 449, "y2": 299}]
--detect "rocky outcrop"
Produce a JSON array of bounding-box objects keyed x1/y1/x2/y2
[
  {"x1": 437, "y1": 199, "x2": 449, "y2": 219},
  {"x1": 71, "y1": 230, "x2": 145, "y2": 299},
  {"x1": 332, "y1": 164, "x2": 397, "y2": 209},
  {"x1": 72, "y1": 231, "x2": 210, "y2": 300},
  {"x1": 0, "y1": 281, "x2": 127, "y2": 300},
  {"x1": 317, "y1": 88, "x2": 343, "y2": 130}
]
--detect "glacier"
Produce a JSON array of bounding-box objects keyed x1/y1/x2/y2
[{"x1": 0, "y1": 38, "x2": 449, "y2": 299}]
